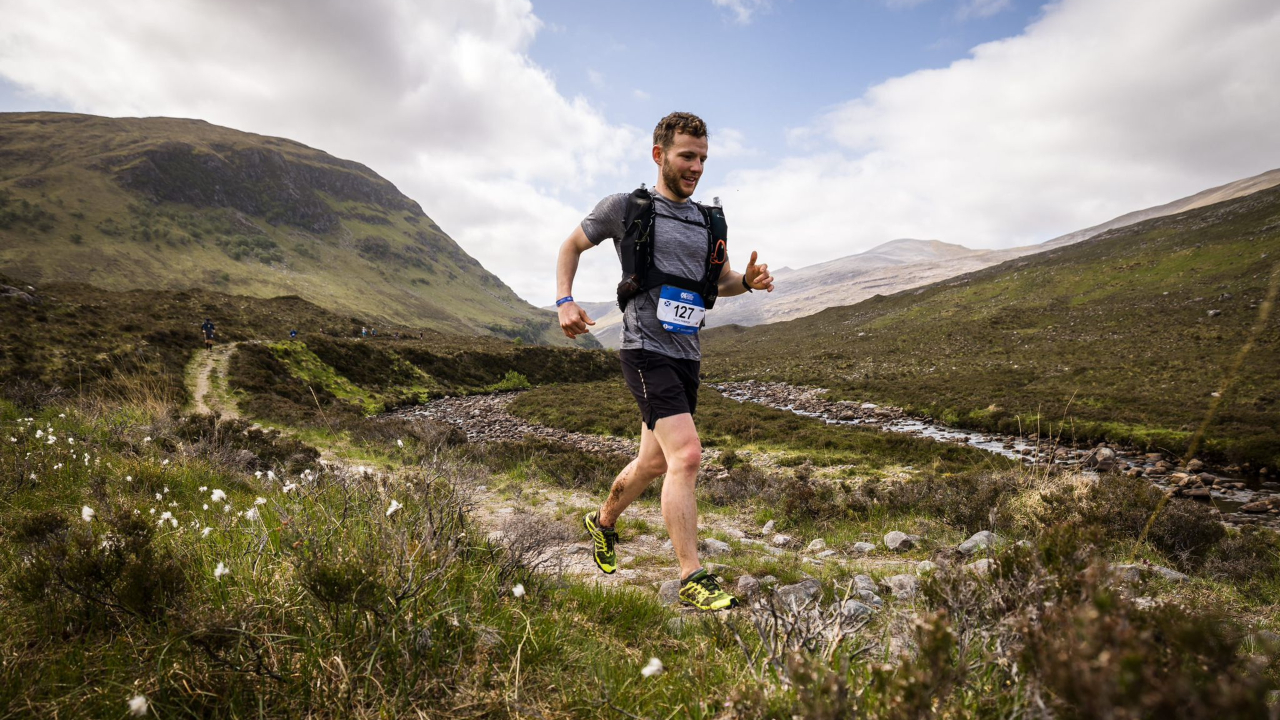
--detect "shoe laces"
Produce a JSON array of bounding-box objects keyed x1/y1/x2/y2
[
  {"x1": 688, "y1": 572, "x2": 724, "y2": 598},
  {"x1": 595, "y1": 522, "x2": 617, "y2": 553}
]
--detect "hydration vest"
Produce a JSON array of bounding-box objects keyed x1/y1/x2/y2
[{"x1": 616, "y1": 186, "x2": 728, "y2": 312}]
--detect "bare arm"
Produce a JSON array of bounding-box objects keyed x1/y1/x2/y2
[
  {"x1": 556, "y1": 225, "x2": 598, "y2": 338},
  {"x1": 717, "y1": 250, "x2": 775, "y2": 297}
]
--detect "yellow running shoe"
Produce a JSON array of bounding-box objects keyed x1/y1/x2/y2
[
  {"x1": 679, "y1": 569, "x2": 739, "y2": 611},
  {"x1": 583, "y1": 511, "x2": 618, "y2": 574}
]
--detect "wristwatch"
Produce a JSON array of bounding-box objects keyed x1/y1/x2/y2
[{"x1": 742, "y1": 275, "x2": 753, "y2": 293}]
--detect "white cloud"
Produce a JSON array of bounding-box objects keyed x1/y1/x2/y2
[
  {"x1": 632, "y1": 89, "x2": 651, "y2": 101},
  {"x1": 712, "y1": 127, "x2": 758, "y2": 159},
  {"x1": 957, "y1": 0, "x2": 1012, "y2": 20},
  {"x1": 0, "y1": 0, "x2": 640, "y2": 303},
  {"x1": 712, "y1": 0, "x2": 770, "y2": 24},
  {"x1": 711, "y1": 0, "x2": 1280, "y2": 274}
]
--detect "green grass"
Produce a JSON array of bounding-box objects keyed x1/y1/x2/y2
[{"x1": 703, "y1": 186, "x2": 1280, "y2": 472}]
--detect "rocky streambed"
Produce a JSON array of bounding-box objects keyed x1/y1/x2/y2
[{"x1": 712, "y1": 380, "x2": 1280, "y2": 529}]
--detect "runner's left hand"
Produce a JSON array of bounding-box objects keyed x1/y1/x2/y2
[{"x1": 744, "y1": 251, "x2": 774, "y2": 292}]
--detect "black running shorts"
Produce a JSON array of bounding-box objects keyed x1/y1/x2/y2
[{"x1": 620, "y1": 348, "x2": 700, "y2": 431}]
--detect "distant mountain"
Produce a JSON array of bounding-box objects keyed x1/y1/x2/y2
[
  {"x1": 0, "y1": 111, "x2": 569, "y2": 344},
  {"x1": 704, "y1": 184, "x2": 1280, "y2": 471},
  {"x1": 583, "y1": 167, "x2": 1280, "y2": 347}
]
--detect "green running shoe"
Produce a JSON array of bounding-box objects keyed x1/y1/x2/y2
[
  {"x1": 679, "y1": 569, "x2": 739, "y2": 611},
  {"x1": 583, "y1": 511, "x2": 618, "y2": 574}
]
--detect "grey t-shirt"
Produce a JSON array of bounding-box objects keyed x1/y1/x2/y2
[{"x1": 581, "y1": 190, "x2": 709, "y2": 361}]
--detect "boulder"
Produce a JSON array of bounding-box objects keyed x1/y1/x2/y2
[
  {"x1": 854, "y1": 575, "x2": 878, "y2": 593},
  {"x1": 1111, "y1": 564, "x2": 1143, "y2": 585},
  {"x1": 957, "y1": 531, "x2": 1000, "y2": 556},
  {"x1": 916, "y1": 560, "x2": 939, "y2": 576},
  {"x1": 840, "y1": 600, "x2": 874, "y2": 620},
  {"x1": 857, "y1": 589, "x2": 884, "y2": 607},
  {"x1": 1150, "y1": 565, "x2": 1189, "y2": 582},
  {"x1": 806, "y1": 538, "x2": 828, "y2": 553},
  {"x1": 816, "y1": 549, "x2": 838, "y2": 559},
  {"x1": 771, "y1": 534, "x2": 795, "y2": 547},
  {"x1": 776, "y1": 579, "x2": 823, "y2": 606},
  {"x1": 965, "y1": 558, "x2": 996, "y2": 576},
  {"x1": 658, "y1": 580, "x2": 681, "y2": 605},
  {"x1": 737, "y1": 574, "x2": 761, "y2": 597},
  {"x1": 761, "y1": 520, "x2": 776, "y2": 535},
  {"x1": 852, "y1": 541, "x2": 877, "y2": 554},
  {"x1": 884, "y1": 531, "x2": 915, "y2": 552},
  {"x1": 759, "y1": 575, "x2": 778, "y2": 587},
  {"x1": 701, "y1": 538, "x2": 732, "y2": 556},
  {"x1": 882, "y1": 574, "x2": 919, "y2": 600}
]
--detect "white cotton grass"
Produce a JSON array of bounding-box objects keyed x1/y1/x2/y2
[
  {"x1": 81, "y1": 505, "x2": 95, "y2": 522},
  {"x1": 126, "y1": 694, "x2": 149, "y2": 716},
  {"x1": 254, "y1": 497, "x2": 267, "y2": 505},
  {"x1": 210, "y1": 489, "x2": 226, "y2": 502},
  {"x1": 282, "y1": 483, "x2": 298, "y2": 493},
  {"x1": 512, "y1": 583, "x2": 525, "y2": 598},
  {"x1": 214, "y1": 562, "x2": 230, "y2": 580},
  {"x1": 243, "y1": 507, "x2": 259, "y2": 521},
  {"x1": 201, "y1": 527, "x2": 213, "y2": 538},
  {"x1": 386, "y1": 499, "x2": 403, "y2": 517},
  {"x1": 641, "y1": 657, "x2": 664, "y2": 677},
  {"x1": 397, "y1": 439, "x2": 404, "y2": 448}
]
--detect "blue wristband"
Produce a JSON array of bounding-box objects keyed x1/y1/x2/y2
[{"x1": 555, "y1": 296, "x2": 574, "y2": 307}]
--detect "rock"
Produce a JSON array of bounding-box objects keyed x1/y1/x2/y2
[
  {"x1": 1184, "y1": 487, "x2": 1211, "y2": 499},
  {"x1": 771, "y1": 534, "x2": 794, "y2": 547},
  {"x1": 957, "y1": 530, "x2": 1000, "y2": 556},
  {"x1": 965, "y1": 558, "x2": 996, "y2": 576},
  {"x1": 840, "y1": 599, "x2": 874, "y2": 620},
  {"x1": 701, "y1": 538, "x2": 732, "y2": 556},
  {"x1": 776, "y1": 579, "x2": 823, "y2": 606},
  {"x1": 486, "y1": 530, "x2": 507, "y2": 544},
  {"x1": 761, "y1": 520, "x2": 776, "y2": 535},
  {"x1": 916, "y1": 560, "x2": 938, "y2": 576},
  {"x1": 1093, "y1": 447, "x2": 1117, "y2": 471},
  {"x1": 723, "y1": 527, "x2": 746, "y2": 540},
  {"x1": 884, "y1": 531, "x2": 915, "y2": 552},
  {"x1": 882, "y1": 574, "x2": 918, "y2": 600},
  {"x1": 1207, "y1": 309, "x2": 1221, "y2": 317},
  {"x1": 658, "y1": 580, "x2": 681, "y2": 605},
  {"x1": 857, "y1": 589, "x2": 884, "y2": 607},
  {"x1": 1186, "y1": 458, "x2": 1205, "y2": 473},
  {"x1": 1133, "y1": 596, "x2": 1160, "y2": 610},
  {"x1": 854, "y1": 575, "x2": 878, "y2": 594},
  {"x1": 1150, "y1": 565, "x2": 1189, "y2": 582},
  {"x1": 1111, "y1": 564, "x2": 1143, "y2": 585},
  {"x1": 816, "y1": 549, "x2": 838, "y2": 559},
  {"x1": 806, "y1": 538, "x2": 828, "y2": 553},
  {"x1": 737, "y1": 574, "x2": 761, "y2": 597},
  {"x1": 661, "y1": 539, "x2": 674, "y2": 551},
  {"x1": 759, "y1": 575, "x2": 778, "y2": 587},
  {"x1": 852, "y1": 541, "x2": 877, "y2": 554}
]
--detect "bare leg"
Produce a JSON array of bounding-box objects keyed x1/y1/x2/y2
[
  {"x1": 599, "y1": 422, "x2": 667, "y2": 527},
  {"x1": 651, "y1": 413, "x2": 703, "y2": 579}
]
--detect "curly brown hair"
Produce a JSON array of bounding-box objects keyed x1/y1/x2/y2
[{"x1": 653, "y1": 112, "x2": 709, "y2": 151}]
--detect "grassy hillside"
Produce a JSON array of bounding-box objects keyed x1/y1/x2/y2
[
  {"x1": 704, "y1": 185, "x2": 1280, "y2": 472},
  {"x1": 0, "y1": 275, "x2": 615, "y2": 411},
  {"x1": 0, "y1": 112, "x2": 568, "y2": 343}
]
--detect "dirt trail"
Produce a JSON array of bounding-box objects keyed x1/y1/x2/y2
[{"x1": 186, "y1": 343, "x2": 240, "y2": 419}]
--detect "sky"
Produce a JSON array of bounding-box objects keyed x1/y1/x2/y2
[{"x1": 1, "y1": 0, "x2": 1278, "y2": 305}]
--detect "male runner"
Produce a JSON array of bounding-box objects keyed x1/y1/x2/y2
[
  {"x1": 555, "y1": 112, "x2": 775, "y2": 611},
  {"x1": 201, "y1": 318, "x2": 215, "y2": 351}
]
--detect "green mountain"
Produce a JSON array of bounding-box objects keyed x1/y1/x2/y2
[
  {"x1": 0, "y1": 111, "x2": 567, "y2": 344},
  {"x1": 704, "y1": 185, "x2": 1280, "y2": 471}
]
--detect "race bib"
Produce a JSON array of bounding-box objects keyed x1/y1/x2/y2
[{"x1": 656, "y1": 285, "x2": 705, "y2": 335}]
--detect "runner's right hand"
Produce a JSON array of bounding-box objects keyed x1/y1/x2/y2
[{"x1": 558, "y1": 302, "x2": 595, "y2": 339}]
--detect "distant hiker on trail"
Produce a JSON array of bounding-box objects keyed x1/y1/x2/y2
[
  {"x1": 201, "y1": 318, "x2": 215, "y2": 351},
  {"x1": 556, "y1": 112, "x2": 775, "y2": 611},
  {"x1": 290, "y1": 329, "x2": 298, "y2": 339},
  {"x1": 361, "y1": 327, "x2": 368, "y2": 337}
]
